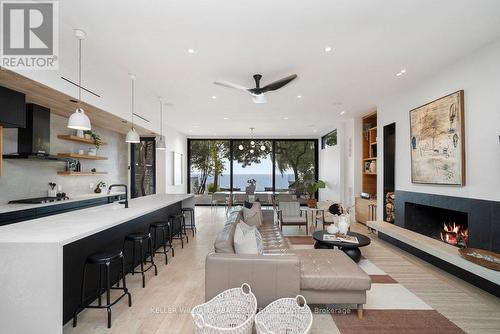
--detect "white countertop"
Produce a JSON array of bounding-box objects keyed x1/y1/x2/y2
[
  {"x1": 0, "y1": 193, "x2": 193, "y2": 245},
  {"x1": 0, "y1": 192, "x2": 126, "y2": 214}
]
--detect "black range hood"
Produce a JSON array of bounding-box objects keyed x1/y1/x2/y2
[{"x1": 3, "y1": 104, "x2": 63, "y2": 160}]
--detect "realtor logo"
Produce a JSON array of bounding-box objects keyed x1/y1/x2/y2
[{"x1": 1, "y1": 1, "x2": 58, "y2": 69}]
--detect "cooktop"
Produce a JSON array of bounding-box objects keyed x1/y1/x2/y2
[{"x1": 9, "y1": 196, "x2": 70, "y2": 204}]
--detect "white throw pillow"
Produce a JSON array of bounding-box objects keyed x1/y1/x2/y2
[
  {"x1": 243, "y1": 204, "x2": 262, "y2": 227},
  {"x1": 234, "y1": 220, "x2": 263, "y2": 254}
]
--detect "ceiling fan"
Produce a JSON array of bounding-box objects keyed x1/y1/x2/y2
[{"x1": 214, "y1": 73, "x2": 297, "y2": 104}]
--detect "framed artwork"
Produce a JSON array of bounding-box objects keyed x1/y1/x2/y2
[{"x1": 409, "y1": 90, "x2": 465, "y2": 185}]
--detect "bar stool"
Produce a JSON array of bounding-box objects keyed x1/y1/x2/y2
[
  {"x1": 149, "y1": 221, "x2": 174, "y2": 264},
  {"x1": 169, "y1": 213, "x2": 187, "y2": 248},
  {"x1": 72, "y1": 250, "x2": 131, "y2": 329},
  {"x1": 123, "y1": 232, "x2": 158, "y2": 288},
  {"x1": 182, "y1": 207, "x2": 196, "y2": 237}
]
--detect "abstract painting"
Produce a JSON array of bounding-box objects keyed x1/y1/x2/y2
[{"x1": 409, "y1": 90, "x2": 465, "y2": 185}]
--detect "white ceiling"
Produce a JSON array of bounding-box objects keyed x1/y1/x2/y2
[{"x1": 61, "y1": 0, "x2": 500, "y2": 137}]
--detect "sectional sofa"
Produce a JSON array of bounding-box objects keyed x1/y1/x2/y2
[{"x1": 205, "y1": 208, "x2": 371, "y2": 318}]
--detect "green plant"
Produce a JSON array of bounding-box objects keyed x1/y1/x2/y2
[
  {"x1": 207, "y1": 183, "x2": 220, "y2": 193},
  {"x1": 84, "y1": 130, "x2": 102, "y2": 150},
  {"x1": 306, "y1": 180, "x2": 326, "y2": 199}
]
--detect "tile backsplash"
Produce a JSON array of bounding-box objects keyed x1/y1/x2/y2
[{"x1": 0, "y1": 113, "x2": 127, "y2": 204}]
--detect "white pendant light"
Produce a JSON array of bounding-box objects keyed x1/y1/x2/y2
[
  {"x1": 156, "y1": 98, "x2": 166, "y2": 150},
  {"x1": 238, "y1": 144, "x2": 244, "y2": 150},
  {"x1": 260, "y1": 145, "x2": 266, "y2": 151},
  {"x1": 126, "y1": 74, "x2": 140, "y2": 143},
  {"x1": 67, "y1": 29, "x2": 91, "y2": 131}
]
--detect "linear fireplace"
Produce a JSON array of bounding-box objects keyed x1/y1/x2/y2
[
  {"x1": 395, "y1": 191, "x2": 499, "y2": 253},
  {"x1": 404, "y1": 203, "x2": 468, "y2": 247}
]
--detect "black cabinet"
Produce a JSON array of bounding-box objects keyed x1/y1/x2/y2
[{"x1": 0, "y1": 85, "x2": 26, "y2": 128}]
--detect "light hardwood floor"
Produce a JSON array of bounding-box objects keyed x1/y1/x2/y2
[{"x1": 64, "y1": 207, "x2": 500, "y2": 334}]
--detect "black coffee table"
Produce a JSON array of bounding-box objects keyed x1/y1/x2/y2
[{"x1": 312, "y1": 230, "x2": 371, "y2": 263}]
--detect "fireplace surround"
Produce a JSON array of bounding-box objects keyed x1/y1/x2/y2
[{"x1": 395, "y1": 191, "x2": 499, "y2": 253}]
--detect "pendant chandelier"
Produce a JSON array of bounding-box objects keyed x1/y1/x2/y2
[
  {"x1": 67, "y1": 29, "x2": 91, "y2": 131},
  {"x1": 125, "y1": 74, "x2": 140, "y2": 143},
  {"x1": 238, "y1": 128, "x2": 266, "y2": 153}
]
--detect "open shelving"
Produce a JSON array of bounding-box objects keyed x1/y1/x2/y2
[
  {"x1": 57, "y1": 135, "x2": 107, "y2": 145},
  {"x1": 57, "y1": 171, "x2": 108, "y2": 176},
  {"x1": 57, "y1": 153, "x2": 108, "y2": 160}
]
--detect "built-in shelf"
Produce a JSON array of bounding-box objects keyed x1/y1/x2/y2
[
  {"x1": 370, "y1": 142, "x2": 377, "y2": 145},
  {"x1": 363, "y1": 157, "x2": 377, "y2": 161},
  {"x1": 57, "y1": 171, "x2": 108, "y2": 176},
  {"x1": 57, "y1": 153, "x2": 108, "y2": 160},
  {"x1": 57, "y1": 135, "x2": 107, "y2": 145},
  {"x1": 363, "y1": 172, "x2": 377, "y2": 175}
]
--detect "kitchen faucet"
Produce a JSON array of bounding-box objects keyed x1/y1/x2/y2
[{"x1": 108, "y1": 184, "x2": 129, "y2": 208}]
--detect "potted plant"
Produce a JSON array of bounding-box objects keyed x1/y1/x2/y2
[
  {"x1": 84, "y1": 130, "x2": 102, "y2": 151},
  {"x1": 306, "y1": 180, "x2": 326, "y2": 208}
]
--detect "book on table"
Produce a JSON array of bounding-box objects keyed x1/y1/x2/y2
[{"x1": 323, "y1": 234, "x2": 359, "y2": 244}]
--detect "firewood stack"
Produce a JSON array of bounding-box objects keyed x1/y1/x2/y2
[{"x1": 385, "y1": 192, "x2": 395, "y2": 222}]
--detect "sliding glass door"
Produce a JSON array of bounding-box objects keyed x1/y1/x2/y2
[{"x1": 188, "y1": 139, "x2": 318, "y2": 204}]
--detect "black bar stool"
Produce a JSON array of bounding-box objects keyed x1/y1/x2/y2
[
  {"x1": 73, "y1": 250, "x2": 131, "y2": 329},
  {"x1": 149, "y1": 221, "x2": 174, "y2": 264},
  {"x1": 123, "y1": 232, "x2": 158, "y2": 288},
  {"x1": 182, "y1": 207, "x2": 196, "y2": 237},
  {"x1": 169, "y1": 213, "x2": 187, "y2": 248}
]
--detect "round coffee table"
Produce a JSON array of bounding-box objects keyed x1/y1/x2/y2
[{"x1": 312, "y1": 230, "x2": 371, "y2": 263}]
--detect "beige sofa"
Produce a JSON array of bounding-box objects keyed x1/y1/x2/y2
[{"x1": 205, "y1": 209, "x2": 371, "y2": 318}]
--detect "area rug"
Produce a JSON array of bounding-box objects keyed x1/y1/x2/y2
[{"x1": 287, "y1": 236, "x2": 466, "y2": 334}]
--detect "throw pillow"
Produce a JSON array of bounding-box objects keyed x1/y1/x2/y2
[
  {"x1": 243, "y1": 203, "x2": 262, "y2": 227},
  {"x1": 233, "y1": 220, "x2": 263, "y2": 254},
  {"x1": 244, "y1": 200, "x2": 253, "y2": 209}
]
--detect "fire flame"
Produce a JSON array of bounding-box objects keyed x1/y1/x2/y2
[{"x1": 440, "y1": 222, "x2": 468, "y2": 247}]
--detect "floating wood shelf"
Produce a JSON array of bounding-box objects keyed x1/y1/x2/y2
[
  {"x1": 57, "y1": 171, "x2": 108, "y2": 176},
  {"x1": 370, "y1": 142, "x2": 377, "y2": 145},
  {"x1": 57, "y1": 153, "x2": 108, "y2": 160},
  {"x1": 57, "y1": 135, "x2": 107, "y2": 145},
  {"x1": 363, "y1": 172, "x2": 377, "y2": 175},
  {"x1": 363, "y1": 157, "x2": 377, "y2": 161}
]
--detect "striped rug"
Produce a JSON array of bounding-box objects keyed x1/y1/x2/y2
[{"x1": 287, "y1": 236, "x2": 466, "y2": 334}]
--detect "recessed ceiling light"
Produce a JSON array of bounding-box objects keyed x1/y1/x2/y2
[
  {"x1": 297, "y1": 95, "x2": 302, "y2": 99},
  {"x1": 211, "y1": 95, "x2": 217, "y2": 99},
  {"x1": 188, "y1": 48, "x2": 195, "y2": 54},
  {"x1": 313, "y1": 129, "x2": 318, "y2": 133},
  {"x1": 324, "y1": 46, "x2": 332, "y2": 52},
  {"x1": 223, "y1": 117, "x2": 229, "y2": 120},
  {"x1": 340, "y1": 110, "x2": 346, "y2": 115},
  {"x1": 188, "y1": 129, "x2": 193, "y2": 132},
  {"x1": 283, "y1": 117, "x2": 289, "y2": 120}
]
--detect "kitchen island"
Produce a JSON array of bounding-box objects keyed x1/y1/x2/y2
[{"x1": 0, "y1": 193, "x2": 194, "y2": 334}]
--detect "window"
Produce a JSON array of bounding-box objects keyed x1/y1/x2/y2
[
  {"x1": 275, "y1": 140, "x2": 317, "y2": 203},
  {"x1": 188, "y1": 139, "x2": 318, "y2": 204},
  {"x1": 321, "y1": 129, "x2": 337, "y2": 149},
  {"x1": 232, "y1": 140, "x2": 273, "y2": 192}
]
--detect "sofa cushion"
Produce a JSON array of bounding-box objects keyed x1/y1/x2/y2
[
  {"x1": 214, "y1": 221, "x2": 237, "y2": 253},
  {"x1": 243, "y1": 204, "x2": 262, "y2": 227},
  {"x1": 234, "y1": 221, "x2": 263, "y2": 254},
  {"x1": 258, "y1": 222, "x2": 289, "y2": 254},
  {"x1": 292, "y1": 249, "x2": 371, "y2": 291}
]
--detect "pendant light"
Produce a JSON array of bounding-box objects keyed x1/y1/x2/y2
[
  {"x1": 67, "y1": 29, "x2": 91, "y2": 131},
  {"x1": 156, "y1": 98, "x2": 166, "y2": 150},
  {"x1": 125, "y1": 74, "x2": 140, "y2": 143}
]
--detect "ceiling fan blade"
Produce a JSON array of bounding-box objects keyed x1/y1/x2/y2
[
  {"x1": 260, "y1": 74, "x2": 297, "y2": 93},
  {"x1": 214, "y1": 80, "x2": 249, "y2": 91}
]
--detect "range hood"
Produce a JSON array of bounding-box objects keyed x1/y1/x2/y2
[{"x1": 3, "y1": 104, "x2": 63, "y2": 160}]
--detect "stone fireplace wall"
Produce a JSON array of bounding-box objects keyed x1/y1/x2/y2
[{"x1": 395, "y1": 191, "x2": 500, "y2": 252}]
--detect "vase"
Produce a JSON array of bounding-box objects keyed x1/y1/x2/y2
[
  {"x1": 326, "y1": 224, "x2": 339, "y2": 234},
  {"x1": 338, "y1": 215, "x2": 350, "y2": 235},
  {"x1": 76, "y1": 130, "x2": 84, "y2": 138},
  {"x1": 369, "y1": 160, "x2": 377, "y2": 173}
]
